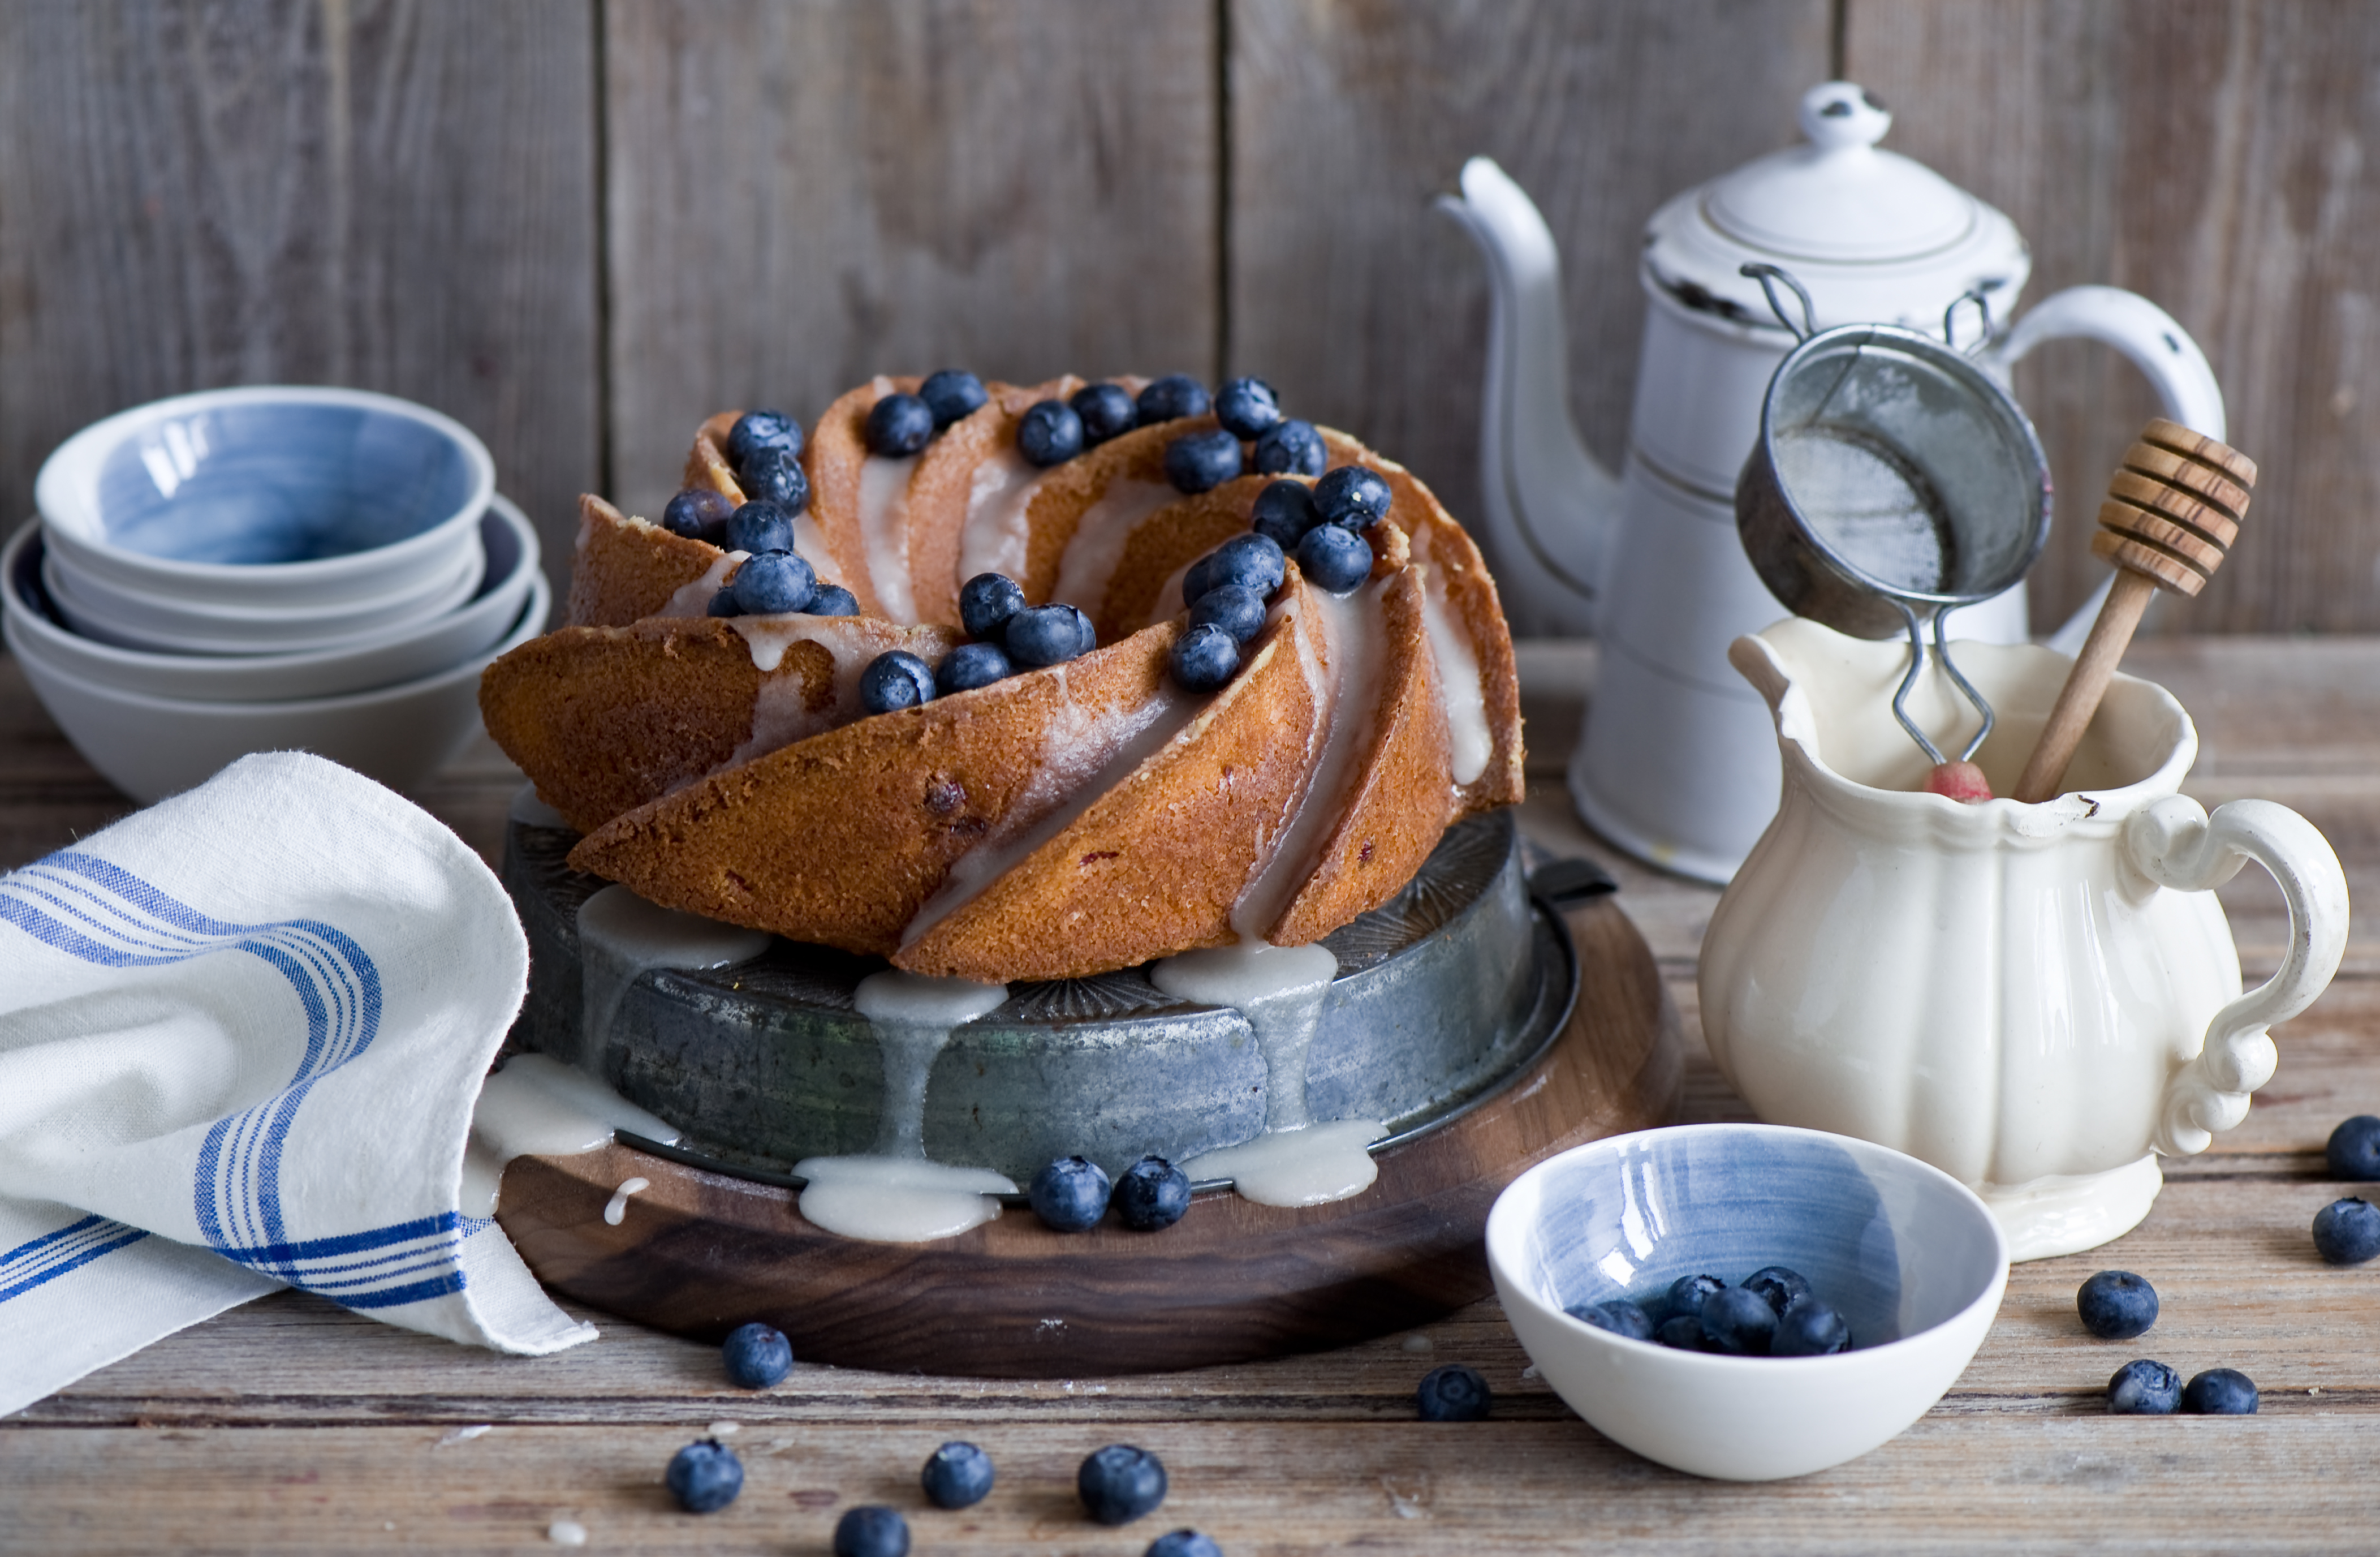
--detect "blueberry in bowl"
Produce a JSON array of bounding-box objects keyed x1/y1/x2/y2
[{"x1": 1567, "y1": 1298, "x2": 1655, "y2": 1341}]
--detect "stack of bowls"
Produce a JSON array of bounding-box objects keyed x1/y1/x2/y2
[{"x1": 3, "y1": 385, "x2": 549, "y2": 803}]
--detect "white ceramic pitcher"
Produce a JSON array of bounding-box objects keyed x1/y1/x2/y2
[{"x1": 1698, "y1": 619, "x2": 2349, "y2": 1261}]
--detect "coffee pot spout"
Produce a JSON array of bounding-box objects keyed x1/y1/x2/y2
[{"x1": 1437, "y1": 156, "x2": 1617, "y2": 635}]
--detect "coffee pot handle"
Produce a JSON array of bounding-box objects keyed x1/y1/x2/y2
[{"x1": 2124, "y1": 796, "x2": 2351, "y2": 1157}]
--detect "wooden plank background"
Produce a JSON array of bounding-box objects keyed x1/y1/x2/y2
[{"x1": 3, "y1": 0, "x2": 2378, "y2": 633}]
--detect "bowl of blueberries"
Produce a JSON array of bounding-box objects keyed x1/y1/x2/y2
[{"x1": 1486, "y1": 1122, "x2": 2009, "y2": 1481}]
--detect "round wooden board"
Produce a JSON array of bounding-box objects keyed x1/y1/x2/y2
[{"x1": 494, "y1": 897, "x2": 1681, "y2": 1377}]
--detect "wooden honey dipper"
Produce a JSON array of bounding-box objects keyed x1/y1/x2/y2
[{"x1": 2011, "y1": 418, "x2": 2257, "y2": 803}]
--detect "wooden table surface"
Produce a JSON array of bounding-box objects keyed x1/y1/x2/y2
[{"x1": 5, "y1": 638, "x2": 2380, "y2": 1554}]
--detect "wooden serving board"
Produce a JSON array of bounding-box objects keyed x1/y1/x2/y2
[{"x1": 493, "y1": 896, "x2": 1679, "y2": 1377}]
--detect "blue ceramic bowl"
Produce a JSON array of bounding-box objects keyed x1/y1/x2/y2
[
  {"x1": 36, "y1": 385, "x2": 493, "y2": 608},
  {"x1": 1486, "y1": 1124, "x2": 2007, "y2": 1480}
]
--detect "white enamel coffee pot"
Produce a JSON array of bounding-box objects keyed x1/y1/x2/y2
[{"x1": 1439, "y1": 81, "x2": 2227, "y2": 883}]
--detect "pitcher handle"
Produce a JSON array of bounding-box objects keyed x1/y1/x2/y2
[
  {"x1": 2124, "y1": 797, "x2": 2351, "y2": 1157},
  {"x1": 1990, "y1": 285, "x2": 2228, "y2": 441}
]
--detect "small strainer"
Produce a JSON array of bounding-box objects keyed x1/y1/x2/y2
[{"x1": 1734, "y1": 264, "x2": 2053, "y2": 765}]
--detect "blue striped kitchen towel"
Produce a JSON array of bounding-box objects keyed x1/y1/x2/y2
[{"x1": 0, "y1": 750, "x2": 593, "y2": 1416}]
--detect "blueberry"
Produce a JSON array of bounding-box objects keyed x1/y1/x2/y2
[
  {"x1": 865, "y1": 392, "x2": 935, "y2": 457},
  {"x1": 1079, "y1": 1444, "x2": 1168, "y2": 1525},
  {"x1": 1667, "y1": 1273, "x2": 1727, "y2": 1321},
  {"x1": 665, "y1": 1438, "x2": 743, "y2": 1513},
  {"x1": 2076, "y1": 1270, "x2": 2158, "y2": 1339},
  {"x1": 2327, "y1": 1115, "x2": 2380, "y2": 1180},
  {"x1": 1144, "y1": 1532, "x2": 1223, "y2": 1557},
  {"x1": 1296, "y1": 523, "x2": 1372, "y2": 593},
  {"x1": 739, "y1": 444, "x2": 810, "y2": 512},
  {"x1": 721, "y1": 1322, "x2": 792, "y2": 1388},
  {"x1": 2183, "y1": 1367, "x2": 2258, "y2": 1414},
  {"x1": 727, "y1": 409, "x2": 802, "y2": 470},
  {"x1": 1252, "y1": 418, "x2": 1325, "y2": 476},
  {"x1": 936, "y1": 641, "x2": 1012, "y2": 695},
  {"x1": 725, "y1": 499, "x2": 795, "y2": 555},
  {"x1": 921, "y1": 1440, "x2": 995, "y2": 1509},
  {"x1": 1741, "y1": 1266, "x2": 1813, "y2": 1317},
  {"x1": 1415, "y1": 1362, "x2": 1491, "y2": 1422},
  {"x1": 1314, "y1": 464, "x2": 1392, "y2": 530},
  {"x1": 1136, "y1": 374, "x2": 1210, "y2": 425},
  {"x1": 1005, "y1": 603, "x2": 1094, "y2": 668},
  {"x1": 1184, "y1": 533, "x2": 1286, "y2": 604},
  {"x1": 1770, "y1": 1300, "x2": 1852, "y2": 1356},
  {"x1": 1017, "y1": 400, "x2": 1086, "y2": 466},
  {"x1": 1214, "y1": 377, "x2": 1282, "y2": 440},
  {"x1": 708, "y1": 588, "x2": 741, "y2": 618},
  {"x1": 662, "y1": 487, "x2": 735, "y2": 543},
  {"x1": 2313, "y1": 1196, "x2": 2380, "y2": 1264},
  {"x1": 806, "y1": 583, "x2": 859, "y2": 616},
  {"x1": 860, "y1": 651, "x2": 937, "y2": 714},
  {"x1": 732, "y1": 550, "x2": 818, "y2": 616},
  {"x1": 1072, "y1": 382, "x2": 1139, "y2": 446},
  {"x1": 1029, "y1": 1155, "x2": 1111, "y2": 1232},
  {"x1": 1250, "y1": 480, "x2": 1322, "y2": 552},
  {"x1": 959, "y1": 572, "x2": 1027, "y2": 640},
  {"x1": 1115, "y1": 1155, "x2": 1191, "y2": 1231},
  {"x1": 1168, "y1": 623, "x2": 1240, "y2": 694},
  {"x1": 2107, "y1": 1358, "x2": 2183, "y2": 1414},
  {"x1": 1188, "y1": 583, "x2": 1266, "y2": 646},
  {"x1": 833, "y1": 1506, "x2": 911, "y2": 1557},
  {"x1": 1164, "y1": 430, "x2": 1245, "y2": 494},
  {"x1": 919, "y1": 369, "x2": 988, "y2": 429},
  {"x1": 1657, "y1": 1315, "x2": 1709, "y2": 1351},
  {"x1": 1567, "y1": 1298, "x2": 1655, "y2": 1340},
  {"x1": 1700, "y1": 1286, "x2": 1778, "y2": 1355}
]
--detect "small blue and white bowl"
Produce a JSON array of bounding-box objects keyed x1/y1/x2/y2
[{"x1": 1486, "y1": 1124, "x2": 2008, "y2": 1481}]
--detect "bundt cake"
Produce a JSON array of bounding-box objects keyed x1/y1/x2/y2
[{"x1": 481, "y1": 372, "x2": 1524, "y2": 983}]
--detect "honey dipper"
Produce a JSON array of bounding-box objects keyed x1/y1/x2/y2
[{"x1": 2011, "y1": 418, "x2": 2257, "y2": 803}]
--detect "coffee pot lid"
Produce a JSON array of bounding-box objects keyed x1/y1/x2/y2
[{"x1": 1643, "y1": 82, "x2": 2031, "y2": 341}]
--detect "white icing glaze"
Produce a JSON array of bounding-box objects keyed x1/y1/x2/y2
[
  {"x1": 1418, "y1": 567, "x2": 1492, "y2": 786},
  {"x1": 508, "y1": 782, "x2": 571, "y2": 830},
  {"x1": 463, "y1": 1053, "x2": 682, "y2": 1216},
  {"x1": 1049, "y1": 477, "x2": 1181, "y2": 620},
  {"x1": 957, "y1": 446, "x2": 1044, "y2": 584},
  {"x1": 857, "y1": 454, "x2": 919, "y2": 623},
  {"x1": 1181, "y1": 1119, "x2": 1387, "y2": 1207},
  {"x1": 853, "y1": 970, "x2": 1010, "y2": 1155},
  {"x1": 1153, "y1": 939, "x2": 1338, "y2": 1131},
  {"x1": 602, "y1": 1176, "x2": 650, "y2": 1225},
  {"x1": 661, "y1": 550, "x2": 747, "y2": 618},
  {"x1": 577, "y1": 885, "x2": 773, "y2": 1059},
  {"x1": 1146, "y1": 558, "x2": 1195, "y2": 626},
  {"x1": 547, "y1": 1519, "x2": 590, "y2": 1547},
  {"x1": 719, "y1": 617, "x2": 887, "y2": 767},
  {"x1": 791, "y1": 1156, "x2": 1017, "y2": 1242}
]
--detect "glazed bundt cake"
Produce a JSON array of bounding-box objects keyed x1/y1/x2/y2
[{"x1": 481, "y1": 372, "x2": 1524, "y2": 982}]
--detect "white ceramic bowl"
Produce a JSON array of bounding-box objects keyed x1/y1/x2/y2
[
  {"x1": 1486, "y1": 1123, "x2": 2008, "y2": 1481},
  {"x1": 5, "y1": 571, "x2": 547, "y2": 803},
  {"x1": 3, "y1": 497, "x2": 540, "y2": 702},
  {"x1": 35, "y1": 385, "x2": 493, "y2": 610}
]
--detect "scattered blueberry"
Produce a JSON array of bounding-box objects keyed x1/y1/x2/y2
[
  {"x1": 834, "y1": 1506, "x2": 911, "y2": 1557},
  {"x1": 1072, "y1": 382, "x2": 1139, "y2": 446},
  {"x1": 1115, "y1": 1155, "x2": 1191, "y2": 1231},
  {"x1": 865, "y1": 392, "x2": 935, "y2": 457},
  {"x1": 732, "y1": 550, "x2": 819, "y2": 615},
  {"x1": 1296, "y1": 523, "x2": 1372, "y2": 593},
  {"x1": 1313, "y1": 464, "x2": 1392, "y2": 530},
  {"x1": 662, "y1": 487, "x2": 735, "y2": 543},
  {"x1": 2313, "y1": 1196, "x2": 2380, "y2": 1265},
  {"x1": 959, "y1": 571, "x2": 1028, "y2": 640},
  {"x1": 2183, "y1": 1367, "x2": 2258, "y2": 1414},
  {"x1": 2076, "y1": 1270, "x2": 2159, "y2": 1340},
  {"x1": 727, "y1": 409, "x2": 802, "y2": 470},
  {"x1": 2328, "y1": 1115, "x2": 2380, "y2": 1180},
  {"x1": 1741, "y1": 1266, "x2": 1813, "y2": 1317},
  {"x1": 807, "y1": 583, "x2": 859, "y2": 616},
  {"x1": 1700, "y1": 1286, "x2": 1778, "y2": 1355},
  {"x1": 1136, "y1": 374, "x2": 1211, "y2": 426},
  {"x1": 1250, "y1": 480, "x2": 1322, "y2": 552},
  {"x1": 1416, "y1": 1362, "x2": 1491, "y2": 1422},
  {"x1": 937, "y1": 641, "x2": 1012, "y2": 695},
  {"x1": 721, "y1": 1322, "x2": 792, "y2": 1388},
  {"x1": 1568, "y1": 1299, "x2": 1655, "y2": 1340},
  {"x1": 860, "y1": 650, "x2": 938, "y2": 714},
  {"x1": 1029, "y1": 1155, "x2": 1112, "y2": 1232},
  {"x1": 1168, "y1": 623, "x2": 1240, "y2": 694},
  {"x1": 1667, "y1": 1273, "x2": 1727, "y2": 1320},
  {"x1": 1770, "y1": 1300, "x2": 1851, "y2": 1356},
  {"x1": 1184, "y1": 533, "x2": 1286, "y2": 604},
  {"x1": 2107, "y1": 1358, "x2": 2183, "y2": 1414},
  {"x1": 1214, "y1": 377, "x2": 1282, "y2": 440},
  {"x1": 1079, "y1": 1444, "x2": 1169, "y2": 1525},
  {"x1": 921, "y1": 1440, "x2": 996, "y2": 1509},
  {"x1": 1657, "y1": 1315, "x2": 1709, "y2": 1351},
  {"x1": 739, "y1": 444, "x2": 811, "y2": 511},
  {"x1": 1164, "y1": 430, "x2": 1245, "y2": 494},
  {"x1": 665, "y1": 1439, "x2": 743, "y2": 1513},
  {"x1": 1145, "y1": 1532, "x2": 1223, "y2": 1557},
  {"x1": 708, "y1": 588, "x2": 741, "y2": 618},
  {"x1": 1252, "y1": 418, "x2": 1325, "y2": 476},
  {"x1": 1006, "y1": 603, "x2": 1094, "y2": 667},
  {"x1": 1018, "y1": 400, "x2": 1087, "y2": 466},
  {"x1": 920, "y1": 369, "x2": 988, "y2": 429},
  {"x1": 725, "y1": 499, "x2": 796, "y2": 555},
  {"x1": 1188, "y1": 583, "x2": 1266, "y2": 646}
]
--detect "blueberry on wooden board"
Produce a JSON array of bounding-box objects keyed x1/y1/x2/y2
[
  {"x1": 1165, "y1": 429, "x2": 1244, "y2": 494},
  {"x1": 662, "y1": 487, "x2": 735, "y2": 542},
  {"x1": 865, "y1": 393, "x2": 935, "y2": 458},
  {"x1": 1136, "y1": 373, "x2": 1211, "y2": 425},
  {"x1": 921, "y1": 1442, "x2": 995, "y2": 1509},
  {"x1": 937, "y1": 642, "x2": 1012, "y2": 696},
  {"x1": 1029, "y1": 1155, "x2": 1112, "y2": 1232},
  {"x1": 1115, "y1": 1155, "x2": 1192, "y2": 1231},
  {"x1": 2313, "y1": 1196, "x2": 2380, "y2": 1264},
  {"x1": 666, "y1": 1439, "x2": 743, "y2": 1513},
  {"x1": 1700, "y1": 1286, "x2": 1778, "y2": 1354},
  {"x1": 1253, "y1": 419, "x2": 1325, "y2": 476},
  {"x1": 1416, "y1": 1362, "x2": 1491, "y2": 1421},
  {"x1": 2183, "y1": 1367, "x2": 2258, "y2": 1414},
  {"x1": 2077, "y1": 1271, "x2": 2159, "y2": 1339},
  {"x1": 1018, "y1": 400, "x2": 1086, "y2": 466},
  {"x1": 920, "y1": 370, "x2": 988, "y2": 429},
  {"x1": 2328, "y1": 1115, "x2": 2380, "y2": 1180},
  {"x1": 731, "y1": 550, "x2": 818, "y2": 616},
  {"x1": 1072, "y1": 382, "x2": 1138, "y2": 445},
  {"x1": 1145, "y1": 1532, "x2": 1224, "y2": 1557},
  {"x1": 2107, "y1": 1358, "x2": 2182, "y2": 1414},
  {"x1": 726, "y1": 499, "x2": 795, "y2": 556},
  {"x1": 833, "y1": 1506, "x2": 911, "y2": 1557},
  {"x1": 1079, "y1": 1444, "x2": 1169, "y2": 1525},
  {"x1": 1296, "y1": 522, "x2": 1371, "y2": 593},
  {"x1": 721, "y1": 1322, "x2": 792, "y2": 1388},
  {"x1": 1168, "y1": 625, "x2": 1240, "y2": 694},
  {"x1": 860, "y1": 651, "x2": 937, "y2": 714},
  {"x1": 1214, "y1": 377, "x2": 1282, "y2": 440}
]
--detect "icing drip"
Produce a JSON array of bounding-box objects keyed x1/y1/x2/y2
[
  {"x1": 508, "y1": 782, "x2": 571, "y2": 830},
  {"x1": 576, "y1": 885, "x2": 773, "y2": 1059},
  {"x1": 603, "y1": 1176, "x2": 650, "y2": 1225},
  {"x1": 1049, "y1": 478, "x2": 1182, "y2": 620},
  {"x1": 722, "y1": 617, "x2": 887, "y2": 766},
  {"x1": 1146, "y1": 558, "x2": 1195, "y2": 627},
  {"x1": 857, "y1": 454, "x2": 919, "y2": 623},
  {"x1": 1418, "y1": 569, "x2": 1491, "y2": 785},
  {"x1": 661, "y1": 550, "x2": 747, "y2": 618},
  {"x1": 957, "y1": 446, "x2": 1044, "y2": 584},
  {"x1": 1180, "y1": 1120, "x2": 1387, "y2": 1207},
  {"x1": 463, "y1": 1053, "x2": 682, "y2": 1216},
  {"x1": 792, "y1": 970, "x2": 1015, "y2": 1242}
]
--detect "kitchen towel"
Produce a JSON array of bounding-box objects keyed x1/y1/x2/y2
[{"x1": 0, "y1": 751, "x2": 593, "y2": 1418}]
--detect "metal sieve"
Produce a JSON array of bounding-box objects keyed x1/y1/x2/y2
[{"x1": 1734, "y1": 264, "x2": 2054, "y2": 765}]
